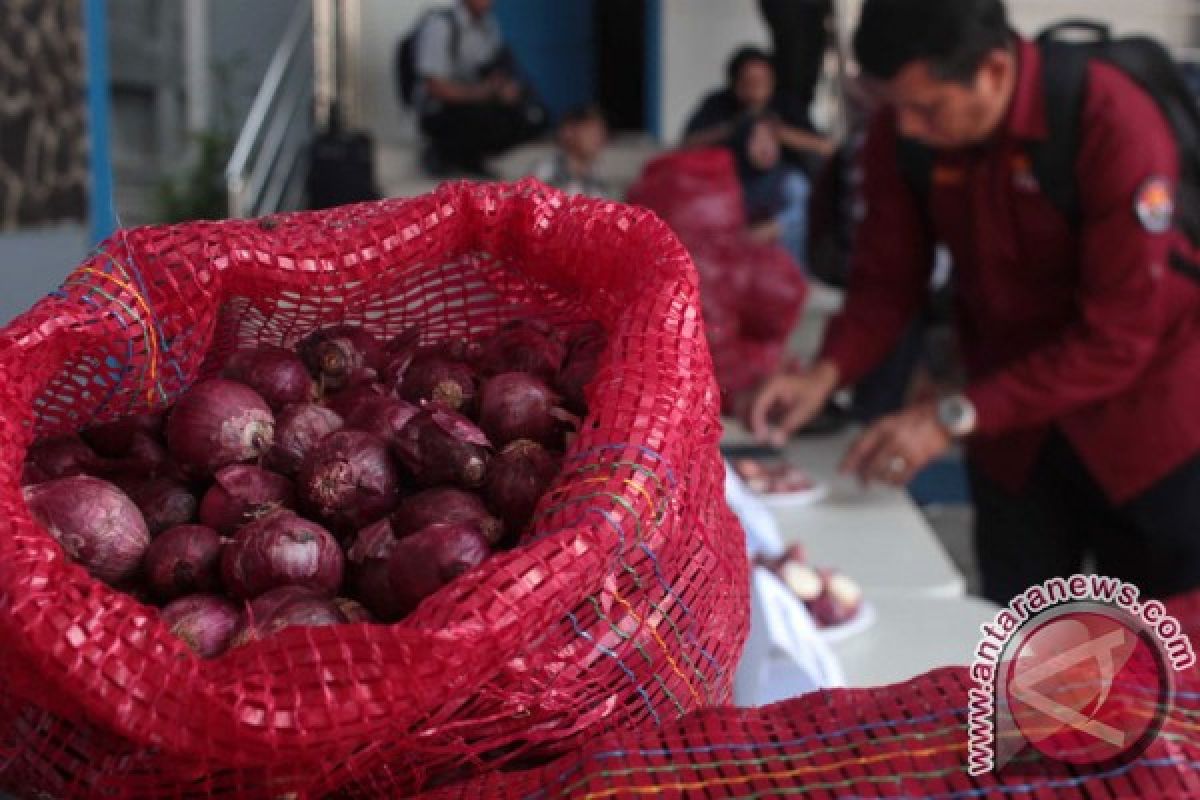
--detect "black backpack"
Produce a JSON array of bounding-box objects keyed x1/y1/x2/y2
[
  {"x1": 899, "y1": 21, "x2": 1200, "y2": 260},
  {"x1": 395, "y1": 9, "x2": 460, "y2": 108}
]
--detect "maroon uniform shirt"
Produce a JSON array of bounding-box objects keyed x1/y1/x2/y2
[{"x1": 820, "y1": 38, "x2": 1200, "y2": 503}]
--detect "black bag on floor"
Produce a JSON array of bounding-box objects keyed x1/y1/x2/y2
[{"x1": 306, "y1": 106, "x2": 381, "y2": 210}]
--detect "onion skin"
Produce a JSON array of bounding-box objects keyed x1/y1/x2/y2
[
  {"x1": 484, "y1": 440, "x2": 562, "y2": 535},
  {"x1": 557, "y1": 323, "x2": 606, "y2": 415},
  {"x1": 335, "y1": 597, "x2": 374, "y2": 623},
  {"x1": 298, "y1": 431, "x2": 400, "y2": 533},
  {"x1": 324, "y1": 377, "x2": 386, "y2": 420},
  {"x1": 221, "y1": 510, "x2": 344, "y2": 599},
  {"x1": 199, "y1": 465, "x2": 295, "y2": 535},
  {"x1": 386, "y1": 523, "x2": 491, "y2": 617},
  {"x1": 346, "y1": 518, "x2": 402, "y2": 621},
  {"x1": 477, "y1": 373, "x2": 564, "y2": 448},
  {"x1": 392, "y1": 488, "x2": 504, "y2": 545},
  {"x1": 25, "y1": 435, "x2": 101, "y2": 480},
  {"x1": 267, "y1": 404, "x2": 344, "y2": 476},
  {"x1": 298, "y1": 325, "x2": 383, "y2": 391},
  {"x1": 392, "y1": 409, "x2": 491, "y2": 489},
  {"x1": 118, "y1": 477, "x2": 198, "y2": 536},
  {"x1": 23, "y1": 476, "x2": 150, "y2": 584},
  {"x1": 397, "y1": 354, "x2": 479, "y2": 413},
  {"x1": 231, "y1": 586, "x2": 344, "y2": 647},
  {"x1": 476, "y1": 320, "x2": 566, "y2": 382},
  {"x1": 162, "y1": 594, "x2": 241, "y2": 658},
  {"x1": 80, "y1": 413, "x2": 164, "y2": 458},
  {"x1": 166, "y1": 380, "x2": 275, "y2": 478},
  {"x1": 223, "y1": 347, "x2": 314, "y2": 411},
  {"x1": 344, "y1": 396, "x2": 419, "y2": 441},
  {"x1": 144, "y1": 525, "x2": 224, "y2": 600}
]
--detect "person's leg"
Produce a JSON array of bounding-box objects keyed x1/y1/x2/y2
[
  {"x1": 774, "y1": 168, "x2": 812, "y2": 268},
  {"x1": 970, "y1": 436, "x2": 1089, "y2": 605},
  {"x1": 758, "y1": 0, "x2": 832, "y2": 127},
  {"x1": 420, "y1": 104, "x2": 494, "y2": 172},
  {"x1": 1093, "y1": 450, "x2": 1200, "y2": 599}
]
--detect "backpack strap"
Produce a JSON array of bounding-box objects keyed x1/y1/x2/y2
[{"x1": 1027, "y1": 39, "x2": 1090, "y2": 227}]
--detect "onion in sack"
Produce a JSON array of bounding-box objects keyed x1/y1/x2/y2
[
  {"x1": 324, "y1": 375, "x2": 386, "y2": 419},
  {"x1": 298, "y1": 431, "x2": 399, "y2": 532},
  {"x1": 24, "y1": 435, "x2": 101, "y2": 480},
  {"x1": 144, "y1": 524, "x2": 224, "y2": 600},
  {"x1": 80, "y1": 413, "x2": 164, "y2": 457},
  {"x1": 223, "y1": 346, "x2": 314, "y2": 411},
  {"x1": 221, "y1": 509, "x2": 344, "y2": 598},
  {"x1": 298, "y1": 324, "x2": 383, "y2": 392},
  {"x1": 392, "y1": 408, "x2": 491, "y2": 489},
  {"x1": 23, "y1": 476, "x2": 150, "y2": 584},
  {"x1": 118, "y1": 477, "x2": 198, "y2": 536},
  {"x1": 484, "y1": 439, "x2": 562, "y2": 534},
  {"x1": 476, "y1": 319, "x2": 567, "y2": 382},
  {"x1": 335, "y1": 596, "x2": 374, "y2": 623},
  {"x1": 231, "y1": 586, "x2": 345, "y2": 646},
  {"x1": 392, "y1": 487, "x2": 504, "y2": 545},
  {"x1": 344, "y1": 396, "x2": 419, "y2": 441},
  {"x1": 199, "y1": 465, "x2": 295, "y2": 535},
  {"x1": 386, "y1": 523, "x2": 491, "y2": 617},
  {"x1": 557, "y1": 323, "x2": 607, "y2": 415},
  {"x1": 478, "y1": 372, "x2": 571, "y2": 448},
  {"x1": 267, "y1": 403, "x2": 344, "y2": 476},
  {"x1": 346, "y1": 518, "x2": 404, "y2": 622},
  {"x1": 162, "y1": 594, "x2": 241, "y2": 658},
  {"x1": 166, "y1": 379, "x2": 274, "y2": 477},
  {"x1": 397, "y1": 353, "x2": 479, "y2": 413}
]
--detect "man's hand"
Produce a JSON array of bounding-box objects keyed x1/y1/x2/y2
[
  {"x1": 840, "y1": 403, "x2": 951, "y2": 487},
  {"x1": 750, "y1": 361, "x2": 840, "y2": 447}
]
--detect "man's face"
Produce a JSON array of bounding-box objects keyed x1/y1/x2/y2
[
  {"x1": 464, "y1": 0, "x2": 492, "y2": 18},
  {"x1": 735, "y1": 60, "x2": 775, "y2": 113},
  {"x1": 871, "y1": 51, "x2": 1012, "y2": 149}
]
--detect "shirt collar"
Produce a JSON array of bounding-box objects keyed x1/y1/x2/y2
[
  {"x1": 455, "y1": 3, "x2": 496, "y2": 32},
  {"x1": 1004, "y1": 36, "x2": 1048, "y2": 141}
]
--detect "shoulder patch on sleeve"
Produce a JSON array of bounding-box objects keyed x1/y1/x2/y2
[{"x1": 1135, "y1": 176, "x2": 1175, "y2": 234}]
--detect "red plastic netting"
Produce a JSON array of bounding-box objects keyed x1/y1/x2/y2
[{"x1": 0, "y1": 181, "x2": 749, "y2": 798}]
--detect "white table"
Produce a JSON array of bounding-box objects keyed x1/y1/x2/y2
[
  {"x1": 829, "y1": 594, "x2": 1000, "y2": 687},
  {"x1": 723, "y1": 421, "x2": 968, "y2": 598}
]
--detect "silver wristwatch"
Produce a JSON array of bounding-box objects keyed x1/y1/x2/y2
[{"x1": 936, "y1": 393, "x2": 978, "y2": 438}]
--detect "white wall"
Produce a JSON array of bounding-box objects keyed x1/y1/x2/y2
[
  {"x1": 0, "y1": 226, "x2": 89, "y2": 325},
  {"x1": 358, "y1": 0, "x2": 426, "y2": 147}
]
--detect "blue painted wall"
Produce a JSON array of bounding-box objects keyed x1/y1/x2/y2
[{"x1": 494, "y1": 0, "x2": 596, "y2": 123}]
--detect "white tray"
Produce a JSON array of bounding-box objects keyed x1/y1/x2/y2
[{"x1": 817, "y1": 600, "x2": 877, "y2": 644}]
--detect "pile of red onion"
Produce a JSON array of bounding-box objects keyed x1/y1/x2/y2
[{"x1": 20, "y1": 320, "x2": 604, "y2": 656}]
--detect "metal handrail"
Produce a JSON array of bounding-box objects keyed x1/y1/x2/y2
[{"x1": 226, "y1": 1, "x2": 315, "y2": 218}]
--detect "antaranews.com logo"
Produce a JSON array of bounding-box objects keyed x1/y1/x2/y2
[{"x1": 967, "y1": 574, "x2": 1196, "y2": 775}]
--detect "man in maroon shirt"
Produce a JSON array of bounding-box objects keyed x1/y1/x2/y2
[{"x1": 751, "y1": 0, "x2": 1200, "y2": 603}]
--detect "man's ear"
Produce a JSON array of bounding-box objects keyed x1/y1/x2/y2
[{"x1": 974, "y1": 49, "x2": 1013, "y2": 94}]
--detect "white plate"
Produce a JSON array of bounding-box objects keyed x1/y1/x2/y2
[
  {"x1": 758, "y1": 481, "x2": 831, "y2": 509},
  {"x1": 817, "y1": 600, "x2": 877, "y2": 644}
]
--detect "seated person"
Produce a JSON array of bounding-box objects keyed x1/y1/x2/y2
[
  {"x1": 413, "y1": 0, "x2": 547, "y2": 177},
  {"x1": 684, "y1": 46, "x2": 833, "y2": 177},
  {"x1": 530, "y1": 106, "x2": 612, "y2": 199}
]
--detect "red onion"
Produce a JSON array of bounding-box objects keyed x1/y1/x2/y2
[
  {"x1": 80, "y1": 413, "x2": 164, "y2": 457},
  {"x1": 379, "y1": 328, "x2": 422, "y2": 387},
  {"x1": 392, "y1": 488, "x2": 504, "y2": 545},
  {"x1": 162, "y1": 594, "x2": 240, "y2": 658},
  {"x1": 392, "y1": 408, "x2": 491, "y2": 489},
  {"x1": 144, "y1": 524, "x2": 224, "y2": 599},
  {"x1": 397, "y1": 354, "x2": 479, "y2": 413},
  {"x1": 199, "y1": 465, "x2": 295, "y2": 535},
  {"x1": 23, "y1": 476, "x2": 150, "y2": 584},
  {"x1": 478, "y1": 373, "x2": 568, "y2": 448},
  {"x1": 484, "y1": 440, "x2": 562, "y2": 534},
  {"x1": 221, "y1": 509, "x2": 344, "y2": 599},
  {"x1": 166, "y1": 380, "x2": 274, "y2": 478},
  {"x1": 324, "y1": 379, "x2": 387, "y2": 420},
  {"x1": 25, "y1": 435, "x2": 100, "y2": 480},
  {"x1": 223, "y1": 346, "x2": 315, "y2": 411},
  {"x1": 347, "y1": 518, "x2": 403, "y2": 621},
  {"x1": 387, "y1": 523, "x2": 491, "y2": 617},
  {"x1": 344, "y1": 396, "x2": 419, "y2": 441},
  {"x1": 335, "y1": 597, "x2": 374, "y2": 623},
  {"x1": 298, "y1": 325, "x2": 383, "y2": 391},
  {"x1": 118, "y1": 477, "x2": 198, "y2": 536},
  {"x1": 20, "y1": 461, "x2": 49, "y2": 487},
  {"x1": 558, "y1": 323, "x2": 607, "y2": 415},
  {"x1": 231, "y1": 586, "x2": 344, "y2": 646},
  {"x1": 476, "y1": 320, "x2": 566, "y2": 382},
  {"x1": 267, "y1": 403, "x2": 344, "y2": 476},
  {"x1": 298, "y1": 431, "x2": 399, "y2": 532},
  {"x1": 115, "y1": 431, "x2": 178, "y2": 479}
]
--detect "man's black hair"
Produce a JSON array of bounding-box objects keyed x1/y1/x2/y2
[
  {"x1": 727, "y1": 46, "x2": 774, "y2": 86},
  {"x1": 854, "y1": 0, "x2": 1012, "y2": 84},
  {"x1": 559, "y1": 105, "x2": 606, "y2": 128}
]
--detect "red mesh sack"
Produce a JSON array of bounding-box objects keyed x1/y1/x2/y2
[
  {"x1": 0, "y1": 181, "x2": 749, "y2": 798},
  {"x1": 627, "y1": 148, "x2": 747, "y2": 235}
]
